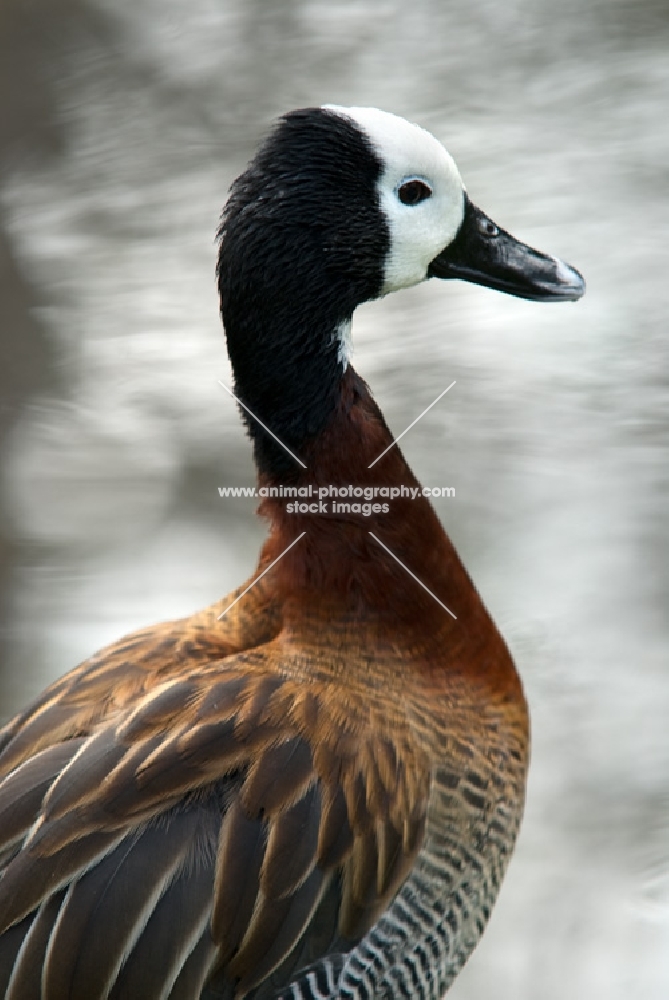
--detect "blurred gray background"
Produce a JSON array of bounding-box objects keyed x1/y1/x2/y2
[{"x1": 1, "y1": 0, "x2": 668, "y2": 996}]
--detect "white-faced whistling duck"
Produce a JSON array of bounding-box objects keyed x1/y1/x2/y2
[{"x1": 0, "y1": 106, "x2": 585, "y2": 1000}]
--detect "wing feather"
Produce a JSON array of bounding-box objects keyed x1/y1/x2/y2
[
  {"x1": 230, "y1": 866, "x2": 327, "y2": 995},
  {"x1": 316, "y1": 784, "x2": 354, "y2": 870},
  {"x1": 40, "y1": 729, "x2": 128, "y2": 823},
  {"x1": 211, "y1": 798, "x2": 267, "y2": 962},
  {"x1": 0, "y1": 914, "x2": 32, "y2": 998},
  {"x1": 0, "y1": 831, "x2": 124, "y2": 934},
  {"x1": 241, "y1": 737, "x2": 315, "y2": 817},
  {"x1": 5, "y1": 892, "x2": 67, "y2": 1000},
  {"x1": 260, "y1": 783, "x2": 321, "y2": 899},
  {"x1": 106, "y1": 841, "x2": 216, "y2": 1000},
  {"x1": 41, "y1": 814, "x2": 200, "y2": 1000},
  {"x1": 169, "y1": 934, "x2": 219, "y2": 1000},
  {"x1": 0, "y1": 704, "x2": 86, "y2": 777},
  {"x1": 0, "y1": 741, "x2": 86, "y2": 853},
  {"x1": 0, "y1": 655, "x2": 431, "y2": 999}
]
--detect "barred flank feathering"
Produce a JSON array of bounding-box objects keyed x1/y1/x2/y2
[{"x1": 0, "y1": 105, "x2": 583, "y2": 998}]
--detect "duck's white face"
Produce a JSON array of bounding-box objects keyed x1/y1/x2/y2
[{"x1": 325, "y1": 106, "x2": 466, "y2": 294}]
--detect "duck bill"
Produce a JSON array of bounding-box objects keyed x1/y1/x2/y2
[{"x1": 428, "y1": 193, "x2": 585, "y2": 302}]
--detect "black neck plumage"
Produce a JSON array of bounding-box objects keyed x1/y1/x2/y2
[
  {"x1": 221, "y1": 305, "x2": 347, "y2": 477},
  {"x1": 216, "y1": 107, "x2": 390, "y2": 477}
]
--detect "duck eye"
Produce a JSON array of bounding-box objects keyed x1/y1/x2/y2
[
  {"x1": 398, "y1": 179, "x2": 432, "y2": 206},
  {"x1": 477, "y1": 217, "x2": 499, "y2": 238}
]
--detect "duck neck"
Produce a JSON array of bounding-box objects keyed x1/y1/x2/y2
[
  {"x1": 223, "y1": 303, "x2": 349, "y2": 477},
  {"x1": 255, "y1": 366, "x2": 482, "y2": 643}
]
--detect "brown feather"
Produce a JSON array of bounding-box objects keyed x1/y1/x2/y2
[
  {"x1": 119, "y1": 679, "x2": 200, "y2": 742},
  {"x1": 39, "y1": 817, "x2": 197, "y2": 1000},
  {"x1": 212, "y1": 799, "x2": 267, "y2": 959},
  {"x1": 0, "y1": 741, "x2": 86, "y2": 853},
  {"x1": 0, "y1": 831, "x2": 123, "y2": 934},
  {"x1": 261, "y1": 783, "x2": 321, "y2": 899},
  {"x1": 316, "y1": 783, "x2": 354, "y2": 870},
  {"x1": 241, "y1": 737, "x2": 314, "y2": 818},
  {"x1": 0, "y1": 362, "x2": 530, "y2": 999},
  {"x1": 0, "y1": 704, "x2": 83, "y2": 777},
  {"x1": 229, "y1": 867, "x2": 326, "y2": 995}
]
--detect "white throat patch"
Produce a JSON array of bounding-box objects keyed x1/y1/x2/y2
[
  {"x1": 335, "y1": 318, "x2": 353, "y2": 369},
  {"x1": 325, "y1": 106, "x2": 466, "y2": 294}
]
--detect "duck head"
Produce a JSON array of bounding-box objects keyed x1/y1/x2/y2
[
  {"x1": 217, "y1": 106, "x2": 585, "y2": 473},
  {"x1": 324, "y1": 106, "x2": 585, "y2": 303}
]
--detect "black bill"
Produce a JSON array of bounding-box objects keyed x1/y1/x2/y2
[{"x1": 428, "y1": 193, "x2": 585, "y2": 302}]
